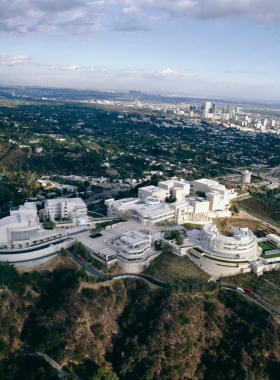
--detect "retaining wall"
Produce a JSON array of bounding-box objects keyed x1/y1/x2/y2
[
  {"x1": 117, "y1": 252, "x2": 161, "y2": 274},
  {"x1": 0, "y1": 239, "x2": 74, "y2": 263}
]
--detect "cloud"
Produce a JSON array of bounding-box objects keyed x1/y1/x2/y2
[
  {"x1": 0, "y1": 53, "x2": 29, "y2": 65},
  {"x1": 1, "y1": 0, "x2": 280, "y2": 37},
  {"x1": 62, "y1": 65, "x2": 80, "y2": 70},
  {"x1": 122, "y1": 0, "x2": 280, "y2": 24},
  {"x1": 114, "y1": 19, "x2": 151, "y2": 32},
  {"x1": 90, "y1": 67, "x2": 112, "y2": 74},
  {"x1": 147, "y1": 15, "x2": 166, "y2": 22},
  {"x1": 118, "y1": 68, "x2": 199, "y2": 80},
  {"x1": 0, "y1": 0, "x2": 113, "y2": 35}
]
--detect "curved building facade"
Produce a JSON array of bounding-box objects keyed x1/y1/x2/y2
[
  {"x1": 186, "y1": 222, "x2": 262, "y2": 279},
  {"x1": 200, "y1": 223, "x2": 259, "y2": 261}
]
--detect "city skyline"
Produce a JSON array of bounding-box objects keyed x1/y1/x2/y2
[{"x1": 1, "y1": 0, "x2": 280, "y2": 100}]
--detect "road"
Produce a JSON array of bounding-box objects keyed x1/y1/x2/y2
[
  {"x1": 220, "y1": 284, "x2": 280, "y2": 315},
  {"x1": 70, "y1": 252, "x2": 280, "y2": 316},
  {"x1": 70, "y1": 252, "x2": 169, "y2": 287},
  {"x1": 29, "y1": 352, "x2": 72, "y2": 379}
]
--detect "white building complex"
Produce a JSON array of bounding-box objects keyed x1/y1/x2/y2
[
  {"x1": 105, "y1": 230, "x2": 161, "y2": 272},
  {"x1": 106, "y1": 178, "x2": 235, "y2": 226},
  {"x1": 181, "y1": 222, "x2": 262, "y2": 278},
  {"x1": 0, "y1": 203, "x2": 41, "y2": 244},
  {"x1": 191, "y1": 179, "x2": 237, "y2": 212},
  {"x1": 105, "y1": 197, "x2": 175, "y2": 226},
  {"x1": 39, "y1": 198, "x2": 88, "y2": 226},
  {"x1": 0, "y1": 199, "x2": 87, "y2": 265}
]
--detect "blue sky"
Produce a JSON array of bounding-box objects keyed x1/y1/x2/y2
[{"x1": 1, "y1": 0, "x2": 280, "y2": 100}]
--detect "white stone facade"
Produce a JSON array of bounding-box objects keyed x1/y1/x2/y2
[
  {"x1": 0, "y1": 203, "x2": 41, "y2": 244},
  {"x1": 40, "y1": 198, "x2": 88, "y2": 224},
  {"x1": 191, "y1": 178, "x2": 237, "y2": 211}
]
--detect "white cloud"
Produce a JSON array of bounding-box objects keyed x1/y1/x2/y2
[
  {"x1": 62, "y1": 65, "x2": 80, "y2": 70},
  {"x1": 123, "y1": 0, "x2": 280, "y2": 24},
  {"x1": 1, "y1": 0, "x2": 280, "y2": 36},
  {"x1": 90, "y1": 67, "x2": 112, "y2": 74},
  {"x1": 147, "y1": 15, "x2": 166, "y2": 22},
  {"x1": 0, "y1": 53, "x2": 29, "y2": 65},
  {"x1": 118, "y1": 67, "x2": 198, "y2": 80}
]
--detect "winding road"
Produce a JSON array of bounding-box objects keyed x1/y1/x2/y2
[{"x1": 70, "y1": 252, "x2": 280, "y2": 316}]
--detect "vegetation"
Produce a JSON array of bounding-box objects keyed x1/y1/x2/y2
[
  {"x1": 229, "y1": 203, "x2": 239, "y2": 214},
  {"x1": 144, "y1": 251, "x2": 210, "y2": 284},
  {"x1": 221, "y1": 271, "x2": 280, "y2": 309},
  {"x1": 164, "y1": 230, "x2": 184, "y2": 245},
  {"x1": 0, "y1": 262, "x2": 280, "y2": 379},
  {"x1": 43, "y1": 220, "x2": 56, "y2": 230},
  {"x1": 165, "y1": 196, "x2": 177, "y2": 203},
  {"x1": 182, "y1": 222, "x2": 203, "y2": 230},
  {"x1": 237, "y1": 196, "x2": 280, "y2": 227},
  {"x1": 73, "y1": 242, "x2": 91, "y2": 260},
  {"x1": 0, "y1": 355, "x2": 59, "y2": 380}
]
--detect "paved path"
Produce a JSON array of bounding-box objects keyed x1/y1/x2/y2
[
  {"x1": 70, "y1": 252, "x2": 169, "y2": 288},
  {"x1": 30, "y1": 352, "x2": 71, "y2": 378}
]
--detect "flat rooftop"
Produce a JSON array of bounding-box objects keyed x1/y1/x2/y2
[{"x1": 122, "y1": 232, "x2": 147, "y2": 245}]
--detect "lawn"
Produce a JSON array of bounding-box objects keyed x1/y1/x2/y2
[
  {"x1": 260, "y1": 252, "x2": 280, "y2": 259},
  {"x1": 88, "y1": 211, "x2": 105, "y2": 218},
  {"x1": 221, "y1": 271, "x2": 280, "y2": 309},
  {"x1": 182, "y1": 222, "x2": 203, "y2": 230},
  {"x1": 144, "y1": 252, "x2": 211, "y2": 284},
  {"x1": 212, "y1": 218, "x2": 223, "y2": 229},
  {"x1": 258, "y1": 241, "x2": 276, "y2": 252}
]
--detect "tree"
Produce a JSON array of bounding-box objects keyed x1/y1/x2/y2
[
  {"x1": 176, "y1": 235, "x2": 184, "y2": 245},
  {"x1": 230, "y1": 203, "x2": 239, "y2": 214},
  {"x1": 60, "y1": 247, "x2": 69, "y2": 257},
  {"x1": 69, "y1": 374, "x2": 78, "y2": 380}
]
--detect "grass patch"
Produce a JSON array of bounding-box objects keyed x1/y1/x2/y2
[
  {"x1": 89, "y1": 233, "x2": 103, "y2": 239},
  {"x1": 258, "y1": 241, "x2": 276, "y2": 252},
  {"x1": 221, "y1": 271, "x2": 280, "y2": 309},
  {"x1": 182, "y1": 222, "x2": 203, "y2": 230},
  {"x1": 193, "y1": 247, "x2": 204, "y2": 253},
  {"x1": 144, "y1": 252, "x2": 210, "y2": 284},
  {"x1": 88, "y1": 211, "x2": 105, "y2": 218},
  {"x1": 212, "y1": 218, "x2": 223, "y2": 229},
  {"x1": 190, "y1": 252, "x2": 201, "y2": 260},
  {"x1": 96, "y1": 219, "x2": 122, "y2": 228},
  {"x1": 260, "y1": 252, "x2": 280, "y2": 259}
]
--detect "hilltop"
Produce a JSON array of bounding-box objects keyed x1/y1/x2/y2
[{"x1": 0, "y1": 260, "x2": 280, "y2": 380}]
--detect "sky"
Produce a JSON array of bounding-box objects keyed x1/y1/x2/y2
[{"x1": 1, "y1": 0, "x2": 280, "y2": 100}]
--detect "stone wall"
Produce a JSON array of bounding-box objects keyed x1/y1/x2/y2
[
  {"x1": 0, "y1": 239, "x2": 74, "y2": 264},
  {"x1": 117, "y1": 252, "x2": 161, "y2": 274}
]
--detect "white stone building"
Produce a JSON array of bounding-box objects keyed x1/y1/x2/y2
[
  {"x1": 106, "y1": 178, "x2": 235, "y2": 226},
  {"x1": 39, "y1": 198, "x2": 88, "y2": 225},
  {"x1": 191, "y1": 178, "x2": 237, "y2": 212},
  {"x1": 107, "y1": 230, "x2": 160, "y2": 269},
  {"x1": 0, "y1": 203, "x2": 41, "y2": 244},
  {"x1": 105, "y1": 197, "x2": 175, "y2": 226},
  {"x1": 184, "y1": 223, "x2": 262, "y2": 279}
]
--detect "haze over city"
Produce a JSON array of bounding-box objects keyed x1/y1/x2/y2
[{"x1": 1, "y1": 0, "x2": 280, "y2": 100}]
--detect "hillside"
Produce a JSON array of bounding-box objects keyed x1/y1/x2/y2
[{"x1": 0, "y1": 261, "x2": 280, "y2": 380}]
